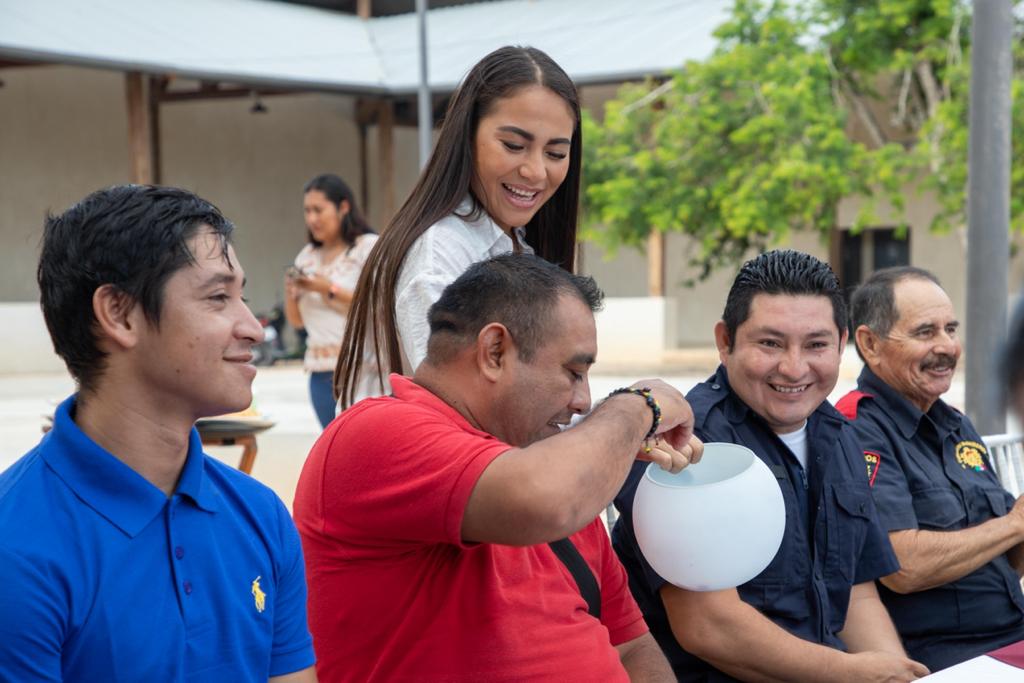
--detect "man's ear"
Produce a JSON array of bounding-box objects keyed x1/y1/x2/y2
[
  {"x1": 854, "y1": 324, "x2": 880, "y2": 364},
  {"x1": 92, "y1": 284, "x2": 141, "y2": 351},
  {"x1": 475, "y1": 322, "x2": 514, "y2": 382},
  {"x1": 713, "y1": 320, "x2": 731, "y2": 363}
]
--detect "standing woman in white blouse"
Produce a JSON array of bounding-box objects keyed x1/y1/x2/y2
[
  {"x1": 333, "y1": 45, "x2": 582, "y2": 408},
  {"x1": 285, "y1": 173, "x2": 378, "y2": 427}
]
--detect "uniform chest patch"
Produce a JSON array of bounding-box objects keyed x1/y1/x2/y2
[
  {"x1": 864, "y1": 451, "x2": 881, "y2": 487},
  {"x1": 955, "y1": 441, "x2": 988, "y2": 472}
]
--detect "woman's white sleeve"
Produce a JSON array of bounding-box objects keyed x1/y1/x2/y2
[{"x1": 395, "y1": 272, "x2": 450, "y2": 372}]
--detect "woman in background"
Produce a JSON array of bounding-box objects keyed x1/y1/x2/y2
[
  {"x1": 334, "y1": 45, "x2": 582, "y2": 408},
  {"x1": 285, "y1": 173, "x2": 377, "y2": 427}
]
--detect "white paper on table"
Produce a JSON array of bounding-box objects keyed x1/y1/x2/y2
[{"x1": 923, "y1": 655, "x2": 1024, "y2": 680}]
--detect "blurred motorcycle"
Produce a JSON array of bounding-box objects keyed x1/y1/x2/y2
[{"x1": 252, "y1": 304, "x2": 286, "y2": 367}]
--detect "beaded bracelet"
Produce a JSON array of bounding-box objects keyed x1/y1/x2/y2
[{"x1": 607, "y1": 387, "x2": 662, "y2": 445}]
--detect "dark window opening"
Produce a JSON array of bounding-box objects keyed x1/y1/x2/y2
[{"x1": 836, "y1": 227, "x2": 910, "y2": 335}]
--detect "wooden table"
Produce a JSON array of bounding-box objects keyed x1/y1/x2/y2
[
  {"x1": 195, "y1": 418, "x2": 275, "y2": 475},
  {"x1": 197, "y1": 429, "x2": 260, "y2": 474}
]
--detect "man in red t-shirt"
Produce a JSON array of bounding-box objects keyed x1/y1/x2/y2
[{"x1": 295, "y1": 254, "x2": 703, "y2": 682}]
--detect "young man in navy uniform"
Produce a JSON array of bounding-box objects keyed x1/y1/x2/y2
[
  {"x1": 837, "y1": 266, "x2": 1024, "y2": 671},
  {"x1": 0, "y1": 186, "x2": 317, "y2": 682},
  {"x1": 614, "y1": 250, "x2": 929, "y2": 682}
]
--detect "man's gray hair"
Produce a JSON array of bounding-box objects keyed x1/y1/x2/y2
[{"x1": 849, "y1": 266, "x2": 941, "y2": 361}]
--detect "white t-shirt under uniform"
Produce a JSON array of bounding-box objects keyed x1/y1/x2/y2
[{"x1": 777, "y1": 421, "x2": 809, "y2": 470}]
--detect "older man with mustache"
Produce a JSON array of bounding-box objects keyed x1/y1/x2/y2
[{"x1": 838, "y1": 266, "x2": 1024, "y2": 671}]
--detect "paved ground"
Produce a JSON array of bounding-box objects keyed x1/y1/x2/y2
[{"x1": 0, "y1": 348, "x2": 967, "y2": 510}]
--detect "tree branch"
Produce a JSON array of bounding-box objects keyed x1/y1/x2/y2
[
  {"x1": 914, "y1": 60, "x2": 942, "y2": 119},
  {"x1": 944, "y1": 10, "x2": 964, "y2": 101},
  {"x1": 826, "y1": 49, "x2": 887, "y2": 148},
  {"x1": 893, "y1": 68, "x2": 913, "y2": 127},
  {"x1": 750, "y1": 82, "x2": 772, "y2": 115},
  {"x1": 622, "y1": 80, "x2": 675, "y2": 116},
  {"x1": 841, "y1": 79, "x2": 888, "y2": 148}
]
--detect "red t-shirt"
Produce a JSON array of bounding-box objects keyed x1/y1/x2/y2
[{"x1": 294, "y1": 375, "x2": 647, "y2": 682}]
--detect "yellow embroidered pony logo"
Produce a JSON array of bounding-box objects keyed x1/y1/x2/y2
[{"x1": 251, "y1": 576, "x2": 266, "y2": 613}]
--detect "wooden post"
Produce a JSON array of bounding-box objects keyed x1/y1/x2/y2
[
  {"x1": 355, "y1": 97, "x2": 377, "y2": 219},
  {"x1": 647, "y1": 230, "x2": 665, "y2": 297},
  {"x1": 359, "y1": 123, "x2": 369, "y2": 216},
  {"x1": 378, "y1": 99, "x2": 396, "y2": 227},
  {"x1": 147, "y1": 75, "x2": 165, "y2": 185},
  {"x1": 125, "y1": 72, "x2": 153, "y2": 184},
  {"x1": 828, "y1": 227, "x2": 843, "y2": 283},
  {"x1": 357, "y1": 0, "x2": 371, "y2": 19}
]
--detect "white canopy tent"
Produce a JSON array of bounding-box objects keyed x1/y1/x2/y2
[{"x1": 0, "y1": 0, "x2": 729, "y2": 93}]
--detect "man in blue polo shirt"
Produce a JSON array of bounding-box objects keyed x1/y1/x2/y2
[
  {"x1": 0, "y1": 185, "x2": 316, "y2": 682},
  {"x1": 837, "y1": 266, "x2": 1024, "y2": 671},
  {"x1": 614, "y1": 250, "x2": 929, "y2": 681}
]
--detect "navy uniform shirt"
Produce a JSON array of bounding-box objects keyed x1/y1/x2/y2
[
  {"x1": 613, "y1": 366, "x2": 899, "y2": 682},
  {"x1": 838, "y1": 366, "x2": 1024, "y2": 671},
  {"x1": 0, "y1": 395, "x2": 315, "y2": 682}
]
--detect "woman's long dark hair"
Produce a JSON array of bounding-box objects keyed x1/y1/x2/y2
[
  {"x1": 304, "y1": 173, "x2": 375, "y2": 248},
  {"x1": 333, "y1": 45, "x2": 582, "y2": 407}
]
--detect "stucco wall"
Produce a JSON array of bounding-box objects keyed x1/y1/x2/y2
[
  {"x1": 0, "y1": 66, "x2": 129, "y2": 302},
  {"x1": 0, "y1": 64, "x2": 374, "y2": 312},
  {"x1": 838, "y1": 186, "x2": 1024, "y2": 321},
  {"x1": 0, "y1": 65, "x2": 390, "y2": 373}
]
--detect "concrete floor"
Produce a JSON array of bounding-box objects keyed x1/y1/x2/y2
[{"x1": 0, "y1": 348, "x2": 966, "y2": 511}]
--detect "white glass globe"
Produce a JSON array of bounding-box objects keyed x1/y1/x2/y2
[{"x1": 632, "y1": 442, "x2": 785, "y2": 591}]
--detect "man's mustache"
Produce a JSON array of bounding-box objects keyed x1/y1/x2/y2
[{"x1": 922, "y1": 353, "x2": 957, "y2": 372}]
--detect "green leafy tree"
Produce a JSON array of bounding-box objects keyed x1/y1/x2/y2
[
  {"x1": 913, "y1": 32, "x2": 1024, "y2": 233},
  {"x1": 583, "y1": 0, "x2": 1019, "y2": 278}
]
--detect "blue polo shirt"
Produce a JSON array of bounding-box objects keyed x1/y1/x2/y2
[
  {"x1": 613, "y1": 366, "x2": 899, "y2": 682},
  {"x1": 0, "y1": 395, "x2": 315, "y2": 682},
  {"x1": 838, "y1": 366, "x2": 1024, "y2": 671}
]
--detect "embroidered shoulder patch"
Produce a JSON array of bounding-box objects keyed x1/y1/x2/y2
[
  {"x1": 864, "y1": 451, "x2": 881, "y2": 486},
  {"x1": 836, "y1": 390, "x2": 872, "y2": 420},
  {"x1": 955, "y1": 441, "x2": 988, "y2": 472}
]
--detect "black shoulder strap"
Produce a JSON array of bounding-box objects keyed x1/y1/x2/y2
[{"x1": 548, "y1": 537, "x2": 601, "y2": 619}]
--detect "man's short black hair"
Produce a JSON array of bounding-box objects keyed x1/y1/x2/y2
[
  {"x1": 849, "y1": 266, "x2": 941, "y2": 361},
  {"x1": 722, "y1": 250, "x2": 846, "y2": 349},
  {"x1": 38, "y1": 184, "x2": 234, "y2": 393},
  {"x1": 425, "y1": 254, "x2": 604, "y2": 365}
]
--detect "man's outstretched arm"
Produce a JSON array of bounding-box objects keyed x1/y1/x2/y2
[
  {"x1": 615, "y1": 632, "x2": 674, "y2": 682},
  {"x1": 838, "y1": 580, "x2": 912, "y2": 658},
  {"x1": 463, "y1": 379, "x2": 703, "y2": 546},
  {"x1": 660, "y1": 584, "x2": 928, "y2": 683},
  {"x1": 270, "y1": 666, "x2": 317, "y2": 683},
  {"x1": 881, "y1": 497, "x2": 1024, "y2": 593}
]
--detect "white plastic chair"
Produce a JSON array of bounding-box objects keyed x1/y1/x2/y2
[{"x1": 983, "y1": 433, "x2": 1024, "y2": 497}]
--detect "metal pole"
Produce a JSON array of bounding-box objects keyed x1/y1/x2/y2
[
  {"x1": 416, "y1": 0, "x2": 432, "y2": 169},
  {"x1": 966, "y1": 0, "x2": 1012, "y2": 434}
]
